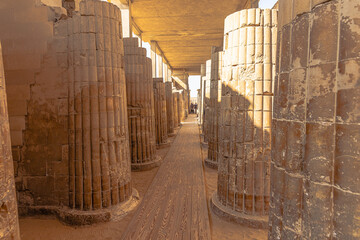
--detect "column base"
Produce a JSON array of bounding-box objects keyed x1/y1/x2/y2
[
  {"x1": 156, "y1": 140, "x2": 171, "y2": 149},
  {"x1": 131, "y1": 155, "x2": 162, "y2": 171},
  {"x1": 18, "y1": 188, "x2": 140, "y2": 226},
  {"x1": 210, "y1": 192, "x2": 268, "y2": 229},
  {"x1": 168, "y1": 132, "x2": 176, "y2": 137},
  {"x1": 204, "y1": 158, "x2": 218, "y2": 169}
]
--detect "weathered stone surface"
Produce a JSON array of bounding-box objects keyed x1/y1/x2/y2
[
  {"x1": 202, "y1": 60, "x2": 211, "y2": 142},
  {"x1": 153, "y1": 78, "x2": 168, "y2": 146},
  {"x1": 172, "y1": 91, "x2": 180, "y2": 128},
  {"x1": 165, "y1": 82, "x2": 174, "y2": 134},
  {"x1": 0, "y1": 0, "x2": 133, "y2": 224},
  {"x1": 123, "y1": 37, "x2": 159, "y2": 171},
  {"x1": 67, "y1": 1, "x2": 132, "y2": 211},
  {"x1": 206, "y1": 47, "x2": 223, "y2": 168},
  {"x1": 212, "y1": 8, "x2": 277, "y2": 227},
  {"x1": 0, "y1": 42, "x2": 20, "y2": 240},
  {"x1": 269, "y1": 0, "x2": 360, "y2": 239}
]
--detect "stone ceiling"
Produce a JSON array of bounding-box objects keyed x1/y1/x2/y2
[{"x1": 123, "y1": 0, "x2": 257, "y2": 74}]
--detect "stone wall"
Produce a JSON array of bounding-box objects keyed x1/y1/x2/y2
[
  {"x1": 0, "y1": 0, "x2": 70, "y2": 210},
  {"x1": 0, "y1": 42, "x2": 20, "y2": 240},
  {"x1": 269, "y1": 0, "x2": 360, "y2": 238}
]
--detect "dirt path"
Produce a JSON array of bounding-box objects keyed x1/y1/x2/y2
[{"x1": 121, "y1": 115, "x2": 211, "y2": 239}]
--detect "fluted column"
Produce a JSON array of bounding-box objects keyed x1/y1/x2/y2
[
  {"x1": 123, "y1": 37, "x2": 159, "y2": 171},
  {"x1": 211, "y1": 8, "x2": 277, "y2": 228},
  {"x1": 206, "y1": 47, "x2": 223, "y2": 169},
  {"x1": 172, "y1": 91, "x2": 179, "y2": 128},
  {"x1": 269, "y1": 0, "x2": 360, "y2": 239},
  {"x1": 153, "y1": 78, "x2": 168, "y2": 146},
  {"x1": 165, "y1": 82, "x2": 174, "y2": 135},
  {"x1": 68, "y1": 0, "x2": 132, "y2": 211}
]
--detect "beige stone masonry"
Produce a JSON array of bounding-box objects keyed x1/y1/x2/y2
[
  {"x1": 123, "y1": 37, "x2": 159, "y2": 171},
  {"x1": 212, "y1": 8, "x2": 278, "y2": 228},
  {"x1": 206, "y1": 47, "x2": 223, "y2": 169},
  {"x1": 153, "y1": 78, "x2": 168, "y2": 146},
  {"x1": 269, "y1": 0, "x2": 360, "y2": 239}
]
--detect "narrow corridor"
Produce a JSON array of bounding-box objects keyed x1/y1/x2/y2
[{"x1": 122, "y1": 115, "x2": 211, "y2": 239}]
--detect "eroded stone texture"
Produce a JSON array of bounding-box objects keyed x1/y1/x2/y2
[
  {"x1": 165, "y1": 82, "x2": 174, "y2": 134},
  {"x1": 199, "y1": 64, "x2": 206, "y2": 126},
  {"x1": 202, "y1": 60, "x2": 212, "y2": 142},
  {"x1": 123, "y1": 37, "x2": 159, "y2": 171},
  {"x1": 0, "y1": 0, "x2": 71, "y2": 211},
  {"x1": 0, "y1": 0, "x2": 133, "y2": 223},
  {"x1": 0, "y1": 42, "x2": 20, "y2": 240},
  {"x1": 206, "y1": 47, "x2": 223, "y2": 168},
  {"x1": 172, "y1": 91, "x2": 180, "y2": 128},
  {"x1": 269, "y1": 0, "x2": 360, "y2": 239},
  {"x1": 212, "y1": 8, "x2": 278, "y2": 228},
  {"x1": 174, "y1": 89, "x2": 185, "y2": 124},
  {"x1": 67, "y1": 0, "x2": 132, "y2": 211},
  {"x1": 153, "y1": 78, "x2": 168, "y2": 145}
]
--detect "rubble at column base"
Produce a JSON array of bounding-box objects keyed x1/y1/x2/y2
[
  {"x1": 18, "y1": 188, "x2": 140, "y2": 226},
  {"x1": 210, "y1": 192, "x2": 268, "y2": 229}
]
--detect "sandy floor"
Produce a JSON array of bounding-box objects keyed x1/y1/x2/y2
[{"x1": 19, "y1": 120, "x2": 268, "y2": 240}]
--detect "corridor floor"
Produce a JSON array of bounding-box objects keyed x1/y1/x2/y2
[{"x1": 121, "y1": 115, "x2": 211, "y2": 239}]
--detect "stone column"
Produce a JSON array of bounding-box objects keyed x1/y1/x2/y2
[
  {"x1": 199, "y1": 64, "x2": 206, "y2": 126},
  {"x1": 153, "y1": 78, "x2": 168, "y2": 146},
  {"x1": 0, "y1": 42, "x2": 20, "y2": 240},
  {"x1": 123, "y1": 37, "x2": 160, "y2": 171},
  {"x1": 172, "y1": 91, "x2": 179, "y2": 128},
  {"x1": 165, "y1": 82, "x2": 174, "y2": 135},
  {"x1": 68, "y1": 0, "x2": 132, "y2": 213},
  {"x1": 176, "y1": 90, "x2": 185, "y2": 123},
  {"x1": 211, "y1": 8, "x2": 277, "y2": 228},
  {"x1": 203, "y1": 59, "x2": 212, "y2": 142},
  {"x1": 205, "y1": 47, "x2": 223, "y2": 169},
  {"x1": 269, "y1": 0, "x2": 360, "y2": 239}
]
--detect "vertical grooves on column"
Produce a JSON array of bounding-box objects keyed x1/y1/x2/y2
[
  {"x1": 68, "y1": 0, "x2": 131, "y2": 211},
  {"x1": 215, "y1": 8, "x2": 277, "y2": 226},
  {"x1": 124, "y1": 38, "x2": 157, "y2": 170}
]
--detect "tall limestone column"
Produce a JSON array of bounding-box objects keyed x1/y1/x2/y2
[
  {"x1": 269, "y1": 0, "x2": 360, "y2": 239},
  {"x1": 205, "y1": 47, "x2": 223, "y2": 169},
  {"x1": 211, "y1": 8, "x2": 277, "y2": 228},
  {"x1": 123, "y1": 38, "x2": 160, "y2": 171},
  {"x1": 0, "y1": 42, "x2": 20, "y2": 240},
  {"x1": 67, "y1": 0, "x2": 133, "y2": 217},
  {"x1": 153, "y1": 78, "x2": 168, "y2": 146},
  {"x1": 203, "y1": 60, "x2": 212, "y2": 142},
  {"x1": 165, "y1": 82, "x2": 174, "y2": 135},
  {"x1": 199, "y1": 64, "x2": 206, "y2": 126},
  {"x1": 172, "y1": 91, "x2": 179, "y2": 128}
]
